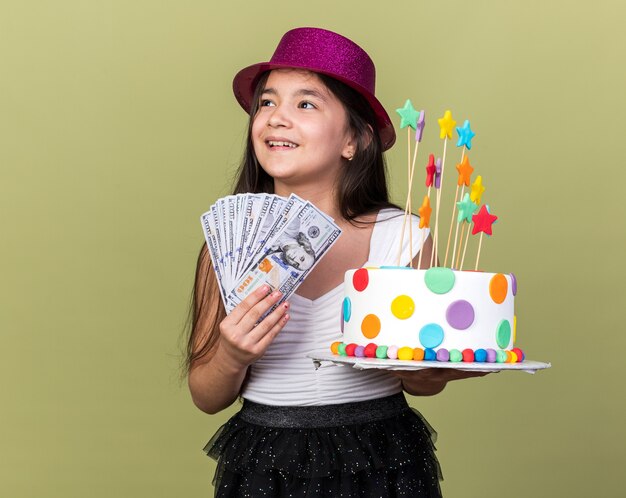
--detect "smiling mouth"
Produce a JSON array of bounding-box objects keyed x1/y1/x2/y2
[{"x1": 266, "y1": 140, "x2": 299, "y2": 148}]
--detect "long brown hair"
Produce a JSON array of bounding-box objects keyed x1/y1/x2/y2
[{"x1": 180, "y1": 70, "x2": 398, "y2": 378}]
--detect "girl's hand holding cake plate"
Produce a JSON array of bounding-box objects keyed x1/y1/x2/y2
[{"x1": 391, "y1": 368, "x2": 491, "y2": 396}]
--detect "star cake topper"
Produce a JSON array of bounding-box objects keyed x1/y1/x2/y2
[
  {"x1": 437, "y1": 110, "x2": 456, "y2": 139},
  {"x1": 456, "y1": 120, "x2": 476, "y2": 149},
  {"x1": 472, "y1": 204, "x2": 498, "y2": 235},
  {"x1": 415, "y1": 110, "x2": 426, "y2": 142},
  {"x1": 469, "y1": 175, "x2": 485, "y2": 204},
  {"x1": 396, "y1": 99, "x2": 420, "y2": 130},
  {"x1": 425, "y1": 154, "x2": 436, "y2": 187},
  {"x1": 457, "y1": 193, "x2": 479, "y2": 223},
  {"x1": 456, "y1": 156, "x2": 474, "y2": 187},
  {"x1": 418, "y1": 196, "x2": 432, "y2": 228}
]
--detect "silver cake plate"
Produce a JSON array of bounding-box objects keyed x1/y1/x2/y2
[{"x1": 307, "y1": 350, "x2": 551, "y2": 374}]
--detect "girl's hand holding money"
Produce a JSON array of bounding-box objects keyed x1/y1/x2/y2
[
  {"x1": 188, "y1": 283, "x2": 290, "y2": 414},
  {"x1": 218, "y1": 284, "x2": 290, "y2": 369}
]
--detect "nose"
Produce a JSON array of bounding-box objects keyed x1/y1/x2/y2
[{"x1": 267, "y1": 104, "x2": 291, "y2": 128}]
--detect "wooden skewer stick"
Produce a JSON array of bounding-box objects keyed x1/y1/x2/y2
[
  {"x1": 432, "y1": 138, "x2": 449, "y2": 267},
  {"x1": 460, "y1": 218, "x2": 472, "y2": 270},
  {"x1": 455, "y1": 221, "x2": 466, "y2": 270},
  {"x1": 430, "y1": 223, "x2": 435, "y2": 267},
  {"x1": 407, "y1": 129, "x2": 413, "y2": 266},
  {"x1": 430, "y1": 193, "x2": 439, "y2": 268},
  {"x1": 430, "y1": 219, "x2": 437, "y2": 268},
  {"x1": 396, "y1": 128, "x2": 420, "y2": 266},
  {"x1": 397, "y1": 202, "x2": 410, "y2": 266},
  {"x1": 450, "y1": 220, "x2": 460, "y2": 269},
  {"x1": 430, "y1": 161, "x2": 444, "y2": 267},
  {"x1": 475, "y1": 232, "x2": 484, "y2": 271},
  {"x1": 416, "y1": 229, "x2": 427, "y2": 270},
  {"x1": 396, "y1": 128, "x2": 412, "y2": 266},
  {"x1": 422, "y1": 187, "x2": 433, "y2": 266},
  {"x1": 450, "y1": 186, "x2": 465, "y2": 269},
  {"x1": 443, "y1": 147, "x2": 466, "y2": 267},
  {"x1": 443, "y1": 184, "x2": 459, "y2": 267},
  {"x1": 406, "y1": 140, "x2": 422, "y2": 266},
  {"x1": 408, "y1": 129, "x2": 418, "y2": 266}
]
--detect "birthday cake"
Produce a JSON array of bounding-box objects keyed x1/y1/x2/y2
[
  {"x1": 332, "y1": 267, "x2": 522, "y2": 363},
  {"x1": 330, "y1": 106, "x2": 525, "y2": 364}
]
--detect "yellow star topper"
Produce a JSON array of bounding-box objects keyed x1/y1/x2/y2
[
  {"x1": 437, "y1": 110, "x2": 456, "y2": 140},
  {"x1": 470, "y1": 175, "x2": 485, "y2": 204}
]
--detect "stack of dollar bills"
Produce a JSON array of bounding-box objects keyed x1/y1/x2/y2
[{"x1": 201, "y1": 194, "x2": 342, "y2": 313}]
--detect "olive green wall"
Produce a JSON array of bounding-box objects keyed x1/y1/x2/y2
[{"x1": 2, "y1": 1, "x2": 624, "y2": 496}]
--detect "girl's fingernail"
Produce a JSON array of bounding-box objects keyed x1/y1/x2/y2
[
  {"x1": 260, "y1": 284, "x2": 270, "y2": 293},
  {"x1": 283, "y1": 302, "x2": 289, "y2": 309},
  {"x1": 272, "y1": 290, "x2": 282, "y2": 299}
]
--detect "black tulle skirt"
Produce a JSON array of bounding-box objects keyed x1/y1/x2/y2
[{"x1": 204, "y1": 392, "x2": 443, "y2": 497}]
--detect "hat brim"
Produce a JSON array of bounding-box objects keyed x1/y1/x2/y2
[{"x1": 232, "y1": 62, "x2": 396, "y2": 151}]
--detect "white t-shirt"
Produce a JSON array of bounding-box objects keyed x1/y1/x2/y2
[{"x1": 241, "y1": 208, "x2": 429, "y2": 406}]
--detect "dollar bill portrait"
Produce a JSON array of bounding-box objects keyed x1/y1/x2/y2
[{"x1": 268, "y1": 218, "x2": 316, "y2": 271}]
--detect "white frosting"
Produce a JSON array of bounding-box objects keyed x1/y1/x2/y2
[{"x1": 342, "y1": 268, "x2": 516, "y2": 352}]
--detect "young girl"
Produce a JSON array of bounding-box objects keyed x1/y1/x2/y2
[{"x1": 184, "y1": 27, "x2": 486, "y2": 497}]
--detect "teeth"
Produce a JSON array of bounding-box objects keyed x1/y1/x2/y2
[{"x1": 268, "y1": 141, "x2": 297, "y2": 148}]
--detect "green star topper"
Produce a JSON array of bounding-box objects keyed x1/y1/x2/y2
[
  {"x1": 395, "y1": 99, "x2": 420, "y2": 130},
  {"x1": 456, "y1": 193, "x2": 479, "y2": 223}
]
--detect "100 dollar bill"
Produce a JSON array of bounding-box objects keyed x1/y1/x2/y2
[{"x1": 225, "y1": 202, "x2": 342, "y2": 313}]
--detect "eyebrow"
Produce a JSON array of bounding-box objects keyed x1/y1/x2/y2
[{"x1": 261, "y1": 87, "x2": 328, "y2": 102}]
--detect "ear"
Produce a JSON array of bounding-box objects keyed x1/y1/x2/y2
[
  {"x1": 342, "y1": 124, "x2": 373, "y2": 160},
  {"x1": 341, "y1": 147, "x2": 355, "y2": 161},
  {"x1": 341, "y1": 128, "x2": 359, "y2": 161},
  {"x1": 341, "y1": 130, "x2": 356, "y2": 160}
]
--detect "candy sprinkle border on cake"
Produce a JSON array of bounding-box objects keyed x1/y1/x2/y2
[{"x1": 330, "y1": 341, "x2": 525, "y2": 364}]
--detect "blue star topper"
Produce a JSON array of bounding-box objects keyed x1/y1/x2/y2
[{"x1": 456, "y1": 120, "x2": 476, "y2": 149}]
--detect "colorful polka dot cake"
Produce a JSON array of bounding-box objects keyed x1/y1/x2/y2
[{"x1": 332, "y1": 267, "x2": 523, "y2": 364}]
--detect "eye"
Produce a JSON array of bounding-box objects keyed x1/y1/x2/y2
[
  {"x1": 299, "y1": 101, "x2": 316, "y2": 109},
  {"x1": 260, "y1": 99, "x2": 275, "y2": 107}
]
